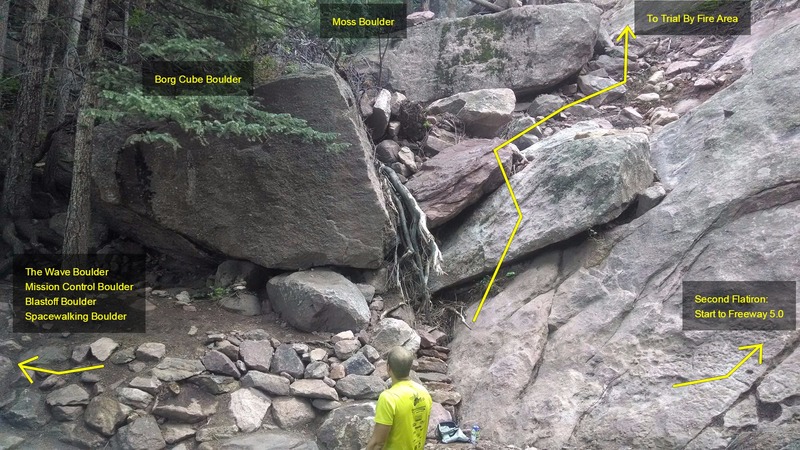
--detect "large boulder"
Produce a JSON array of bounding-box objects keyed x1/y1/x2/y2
[
  {"x1": 383, "y1": 4, "x2": 601, "y2": 103},
  {"x1": 427, "y1": 89, "x2": 515, "y2": 138},
  {"x1": 317, "y1": 402, "x2": 376, "y2": 450},
  {"x1": 92, "y1": 65, "x2": 392, "y2": 270},
  {"x1": 447, "y1": 23, "x2": 800, "y2": 448},
  {"x1": 267, "y1": 269, "x2": 370, "y2": 333},
  {"x1": 406, "y1": 138, "x2": 513, "y2": 228},
  {"x1": 431, "y1": 131, "x2": 654, "y2": 291}
]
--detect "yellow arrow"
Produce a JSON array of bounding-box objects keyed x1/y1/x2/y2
[
  {"x1": 673, "y1": 343, "x2": 764, "y2": 388},
  {"x1": 17, "y1": 356, "x2": 105, "y2": 384},
  {"x1": 472, "y1": 25, "x2": 637, "y2": 322}
]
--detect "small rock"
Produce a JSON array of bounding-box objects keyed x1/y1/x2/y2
[
  {"x1": 430, "y1": 389, "x2": 461, "y2": 405},
  {"x1": 694, "y1": 78, "x2": 716, "y2": 89},
  {"x1": 90, "y1": 338, "x2": 119, "y2": 362},
  {"x1": 117, "y1": 387, "x2": 154, "y2": 409},
  {"x1": 111, "y1": 415, "x2": 166, "y2": 450},
  {"x1": 271, "y1": 397, "x2": 316, "y2": 429},
  {"x1": 189, "y1": 374, "x2": 240, "y2": 395},
  {"x1": 622, "y1": 106, "x2": 644, "y2": 122},
  {"x1": 195, "y1": 425, "x2": 238, "y2": 442},
  {"x1": 665, "y1": 60, "x2": 701, "y2": 75},
  {"x1": 241, "y1": 371, "x2": 291, "y2": 396},
  {"x1": 239, "y1": 339, "x2": 273, "y2": 372},
  {"x1": 651, "y1": 109, "x2": 680, "y2": 126},
  {"x1": 85, "y1": 396, "x2": 127, "y2": 436},
  {"x1": 359, "y1": 345, "x2": 381, "y2": 363},
  {"x1": 270, "y1": 344, "x2": 304, "y2": 378},
  {"x1": 647, "y1": 70, "x2": 665, "y2": 84},
  {"x1": 334, "y1": 339, "x2": 361, "y2": 360},
  {"x1": 309, "y1": 348, "x2": 327, "y2": 361},
  {"x1": 636, "y1": 92, "x2": 660, "y2": 102},
  {"x1": 128, "y1": 361, "x2": 146, "y2": 373},
  {"x1": 129, "y1": 376, "x2": 162, "y2": 395},
  {"x1": 160, "y1": 424, "x2": 196, "y2": 445},
  {"x1": 152, "y1": 358, "x2": 205, "y2": 382},
  {"x1": 329, "y1": 363, "x2": 346, "y2": 380},
  {"x1": 151, "y1": 386, "x2": 218, "y2": 424},
  {"x1": 290, "y1": 343, "x2": 310, "y2": 354},
  {"x1": 46, "y1": 384, "x2": 90, "y2": 406},
  {"x1": 375, "y1": 140, "x2": 401, "y2": 165},
  {"x1": 304, "y1": 361, "x2": 330, "y2": 379},
  {"x1": 110, "y1": 347, "x2": 136, "y2": 365},
  {"x1": 230, "y1": 388, "x2": 272, "y2": 433},
  {"x1": 398, "y1": 147, "x2": 418, "y2": 172},
  {"x1": 335, "y1": 375, "x2": 385, "y2": 400},
  {"x1": 135, "y1": 342, "x2": 166, "y2": 361},
  {"x1": 175, "y1": 291, "x2": 192, "y2": 304},
  {"x1": 343, "y1": 352, "x2": 375, "y2": 376},
  {"x1": 416, "y1": 356, "x2": 447, "y2": 374},
  {"x1": 215, "y1": 340, "x2": 240, "y2": 361},
  {"x1": 0, "y1": 340, "x2": 22, "y2": 354},
  {"x1": 202, "y1": 350, "x2": 241, "y2": 379},
  {"x1": 51, "y1": 405, "x2": 84, "y2": 421},
  {"x1": 220, "y1": 292, "x2": 262, "y2": 316},
  {"x1": 332, "y1": 330, "x2": 355, "y2": 343},
  {"x1": 188, "y1": 326, "x2": 198, "y2": 336},
  {"x1": 71, "y1": 344, "x2": 91, "y2": 364},
  {"x1": 311, "y1": 398, "x2": 342, "y2": 411},
  {"x1": 291, "y1": 379, "x2": 339, "y2": 401}
]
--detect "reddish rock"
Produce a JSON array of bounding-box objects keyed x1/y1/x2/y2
[{"x1": 406, "y1": 138, "x2": 512, "y2": 228}]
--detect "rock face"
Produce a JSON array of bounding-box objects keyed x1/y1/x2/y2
[
  {"x1": 317, "y1": 402, "x2": 376, "y2": 450},
  {"x1": 267, "y1": 270, "x2": 370, "y2": 333},
  {"x1": 406, "y1": 138, "x2": 513, "y2": 228},
  {"x1": 383, "y1": 4, "x2": 601, "y2": 102},
  {"x1": 447, "y1": 24, "x2": 800, "y2": 448},
  {"x1": 431, "y1": 131, "x2": 654, "y2": 291},
  {"x1": 92, "y1": 65, "x2": 392, "y2": 270},
  {"x1": 427, "y1": 89, "x2": 515, "y2": 137}
]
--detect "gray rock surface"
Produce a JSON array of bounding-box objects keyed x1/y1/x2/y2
[
  {"x1": 135, "y1": 342, "x2": 166, "y2": 361},
  {"x1": 84, "y1": 396, "x2": 127, "y2": 437},
  {"x1": 111, "y1": 415, "x2": 166, "y2": 450},
  {"x1": 218, "y1": 430, "x2": 320, "y2": 450},
  {"x1": 202, "y1": 350, "x2": 241, "y2": 379},
  {"x1": 268, "y1": 269, "x2": 370, "y2": 333},
  {"x1": 230, "y1": 388, "x2": 272, "y2": 432},
  {"x1": 342, "y1": 352, "x2": 375, "y2": 376},
  {"x1": 335, "y1": 375, "x2": 385, "y2": 400},
  {"x1": 317, "y1": 401, "x2": 376, "y2": 450},
  {"x1": 89, "y1": 337, "x2": 118, "y2": 362},
  {"x1": 241, "y1": 370, "x2": 291, "y2": 396},
  {"x1": 428, "y1": 89, "x2": 515, "y2": 138},
  {"x1": 271, "y1": 344, "x2": 305, "y2": 378},
  {"x1": 370, "y1": 318, "x2": 421, "y2": 356},
  {"x1": 219, "y1": 292, "x2": 262, "y2": 316},
  {"x1": 239, "y1": 339, "x2": 273, "y2": 372},
  {"x1": 406, "y1": 138, "x2": 513, "y2": 228},
  {"x1": 2, "y1": 390, "x2": 50, "y2": 429},
  {"x1": 152, "y1": 357, "x2": 205, "y2": 381},
  {"x1": 92, "y1": 65, "x2": 392, "y2": 270},
  {"x1": 432, "y1": 131, "x2": 654, "y2": 291},
  {"x1": 271, "y1": 397, "x2": 316, "y2": 429},
  {"x1": 383, "y1": 4, "x2": 601, "y2": 102},
  {"x1": 152, "y1": 386, "x2": 218, "y2": 423},
  {"x1": 447, "y1": 24, "x2": 800, "y2": 448},
  {"x1": 45, "y1": 384, "x2": 90, "y2": 406},
  {"x1": 290, "y1": 379, "x2": 339, "y2": 401}
]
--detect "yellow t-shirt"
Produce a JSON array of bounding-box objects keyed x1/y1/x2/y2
[{"x1": 374, "y1": 379, "x2": 432, "y2": 450}]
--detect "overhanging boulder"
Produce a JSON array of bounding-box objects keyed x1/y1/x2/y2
[
  {"x1": 92, "y1": 65, "x2": 393, "y2": 270},
  {"x1": 384, "y1": 4, "x2": 601, "y2": 103}
]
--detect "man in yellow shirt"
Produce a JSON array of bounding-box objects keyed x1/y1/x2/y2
[{"x1": 366, "y1": 346, "x2": 433, "y2": 450}]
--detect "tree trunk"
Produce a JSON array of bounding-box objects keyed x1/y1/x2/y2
[
  {"x1": 122, "y1": 0, "x2": 130, "y2": 61},
  {"x1": 54, "y1": 0, "x2": 86, "y2": 126},
  {"x1": 0, "y1": 0, "x2": 10, "y2": 77},
  {"x1": 1, "y1": 0, "x2": 50, "y2": 221},
  {"x1": 62, "y1": 0, "x2": 108, "y2": 256}
]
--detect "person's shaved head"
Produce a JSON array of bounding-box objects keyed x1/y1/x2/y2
[{"x1": 387, "y1": 346, "x2": 414, "y2": 379}]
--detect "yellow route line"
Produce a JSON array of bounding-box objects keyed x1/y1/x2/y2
[
  {"x1": 672, "y1": 343, "x2": 763, "y2": 388},
  {"x1": 472, "y1": 25, "x2": 637, "y2": 322},
  {"x1": 17, "y1": 355, "x2": 105, "y2": 384}
]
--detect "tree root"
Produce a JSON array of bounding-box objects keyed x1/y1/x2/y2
[{"x1": 379, "y1": 163, "x2": 444, "y2": 314}]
